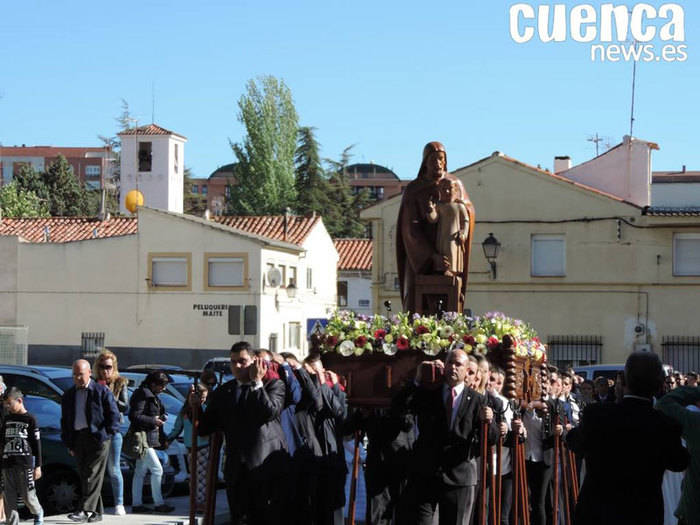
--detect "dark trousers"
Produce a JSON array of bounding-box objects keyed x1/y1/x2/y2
[
  {"x1": 400, "y1": 476, "x2": 476, "y2": 525},
  {"x1": 74, "y1": 431, "x2": 110, "y2": 514},
  {"x1": 499, "y1": 472, "x2": 513, "y2": 525},
  {"x1": 526, "y1": 460, "x2": 552, "y2": 525},
  {"x1": 225, "y1": 467, "x2": 285, "y2": 525}
]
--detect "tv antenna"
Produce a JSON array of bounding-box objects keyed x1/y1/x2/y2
[{"x1": 587, "y1": 133, "x2": 604, "y2": 157}]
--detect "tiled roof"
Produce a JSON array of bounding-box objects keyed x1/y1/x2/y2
[
  {"x1": 212, "y1": 215, "x2": 320, "y2": 246},
  {"x1": 118, "y1": 124, "x2": 186, "y2": 139},
  {"x1": 0, "y1": 146, "x2": 110, "y2": 158},
  {"x1": 644, "y1": 207, "x2": 700, "y2": 217},
  {"x1": 334, "y1": 238, "x2": 373, "y2": 271},
  {"x1": 652, "y1": 171, "x2": 700, "y2": 183},
  {"x1": 0, "y1": 217, "x2": 137, "y2": 243}
]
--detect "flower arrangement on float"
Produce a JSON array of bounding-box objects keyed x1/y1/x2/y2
[{"x1": 321, "y1": 310, "x2": 546, "y2": 363}]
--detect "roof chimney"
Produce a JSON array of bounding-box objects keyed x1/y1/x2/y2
[{"x1": 554, "y1": 156, "x2": 572, "y2": 173}]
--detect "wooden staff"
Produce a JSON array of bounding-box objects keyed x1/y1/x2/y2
[
  {"x1": 552, "y1": 412, "x2": 560, "y2": 525},
  {"x1": 518, "y1": 437, "x2": 530, "y2": 525},
  {"x1": 512, "y1": 432, "x2": 520, "y2": 525},
  {"x1": 480, "y1": 406, "x2": 489, "y2": 525},
  {"x1": 495, "y1": 434, "x2": 503, "y2": 525},
  {"x1": 565, "y1": 415, "x2": 579, "y2": 504},
  {"x1": 560, "y1": 432, "x2": 572, "y2": 525},
  {"x1": 203, "y1": 431, "x2": 223, "y2": 525},
  {"x1": 489, "y1": 442, "x2": 497, "y2": 525},
  {"x1": 348, "y1": 430, "x2": 362, "y2": 525}
]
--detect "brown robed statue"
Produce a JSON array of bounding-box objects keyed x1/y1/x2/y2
[{"x1": 396, "y1": 142, "x2": 475, "y2": 314}]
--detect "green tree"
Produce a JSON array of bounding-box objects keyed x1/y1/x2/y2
[
  {"x1": 43, "y1": 155, "x2": 90, "y2": 216},
  {"x1": 0, "y1": 182, "x2": 49, "y2": 218},
  {"x1": 13, "y1": 164, "x2": 49, "y2": 203},
  {"x1": 227, "y1": 75, "x2": 299, "y2": 215},
  {"x1": 323, "y1": 146, "x2": 370, "y2": 238},
  {"x1": 294, "y1": 126, "x2": 332, "y2": 216}
]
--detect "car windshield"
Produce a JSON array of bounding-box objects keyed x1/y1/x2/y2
[{"x1": 22, "y1": 396, "x2": 62, "y2": 430}]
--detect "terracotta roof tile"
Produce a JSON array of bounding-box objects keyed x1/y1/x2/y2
[
  {"x1": 334, "y1": 238, "x2": 372, "y2": 271},
  {"x1": 118, "y1": 124, "x2": 186, "y2": 139},
  {"x1": 0, "y1": 217, "x2": 137, "y2": 243},
  {"x1": 212, "y1": 215, "x2": 320, "y2": 246}
]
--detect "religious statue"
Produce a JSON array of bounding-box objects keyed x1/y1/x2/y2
[
  {"x1": 396, "y1": 142, "x2": 475, "y2": 314},
  {"x1": 426, "y1": 177, "x2": 470, "y2": 278}
]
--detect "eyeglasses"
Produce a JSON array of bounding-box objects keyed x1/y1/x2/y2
[{"x1": 99, "y1": 364, "x2": 113, "y2": 370}]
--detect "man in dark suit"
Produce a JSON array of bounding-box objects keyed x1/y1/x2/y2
[
  {"x1": 197, "y1": 342, "x2": 288, "y2": 525},
  {"x1": 566, "y1": 352, "x2": 689, "y2": 525},
  {"x1": 60, "y1": 359, "x2": 120, "y2": 523},
  {"x1": 397, "y1": 349, "x2": 497, "y2": 525}
]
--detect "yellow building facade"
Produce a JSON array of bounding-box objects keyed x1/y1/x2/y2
[{"x1": 361, "y1": 151, "x2": 700, "y2": 370}]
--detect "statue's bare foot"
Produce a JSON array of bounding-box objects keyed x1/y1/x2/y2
[{"x1": 444, "y1": 270, "x2": 455, "y2": 277}]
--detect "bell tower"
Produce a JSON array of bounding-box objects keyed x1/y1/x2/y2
[{"x1": 118, "y1": 124, "x2": 187, "y2": 214}]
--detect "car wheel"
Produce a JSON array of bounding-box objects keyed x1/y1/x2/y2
[{"x1": 39, "y1": 468, "x2": 81, "y2": 514}]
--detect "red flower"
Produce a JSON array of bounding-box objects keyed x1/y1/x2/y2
[
  {"x1": 354, "y1": 335, "x2": 368, "y2": 348},
  {"x1": 463, "y1": 335, "x2": 475, "y2": 346},
  {"x1": 326, "y1": 335, "x2": 338, "y2": 348},
  {"x1": 415, "y1": 325, "x2": 429, "y2": 335},
  {"x1": 487, "y1": 336, "x2": 500, "y2": 350},
  {"x1": 374, "y1": 329, "x2": 387, "y2": 340},
  {"x1": 397, "y1": 336, "x2": 410, "y2": 351}
]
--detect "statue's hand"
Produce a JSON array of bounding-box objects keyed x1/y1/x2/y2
[{"x1": 432, "y1": 254, "x2": 449, "y2": 271}]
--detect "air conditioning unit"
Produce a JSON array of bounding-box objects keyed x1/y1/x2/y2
[{"x1": 634, "y1": 343, "x2": 652, "y2": 353}]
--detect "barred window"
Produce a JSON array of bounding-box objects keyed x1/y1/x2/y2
[
  {"x1": 662, "y1": 336, "x2": 700, "y2": 372},
  {"x1": 546, "y1": 335, "x2": 602, "y2": 368}
]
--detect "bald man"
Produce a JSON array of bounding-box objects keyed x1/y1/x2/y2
[
  {"x1": 61, "y1": 359, "x2": 119, "y2": 523},
  {"x1": 397, "y1": 350, "x2": 498, "y2": 525}
]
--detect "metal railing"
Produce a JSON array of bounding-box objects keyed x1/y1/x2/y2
[
  {"x1": 662, "y1": 336, "x2": 700, "y2": 372},
  {"x1": 0, "y1": 326, "x2": 28, "y2": 365},
  {"x1": 547, "y1": 335, "x2": 602, "y2": 368}
]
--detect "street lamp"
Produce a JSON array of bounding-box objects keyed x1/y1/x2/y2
[{"x1": 482, "y1": 233, "x2": 501, "y2": 279}]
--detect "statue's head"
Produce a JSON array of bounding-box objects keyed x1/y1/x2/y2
[{"x1": 419, "y1": 141, "x2": 447, "y2": 181}]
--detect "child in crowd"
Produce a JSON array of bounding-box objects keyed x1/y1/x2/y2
[{"x1": 0, "y1": 387, "x2": 44, "y2": 525}]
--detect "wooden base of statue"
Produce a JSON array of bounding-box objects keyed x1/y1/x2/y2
[
  {"x1": 487, "y1": 339, "x2": 544, "y2": 403},
  {"x1": 321, "y1": 349, "x2": 443, "y2": 407},
  {"x1": 413, "y1": 274, "x2": 463, "y2": 315}
]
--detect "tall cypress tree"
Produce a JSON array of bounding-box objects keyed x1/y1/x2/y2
[
  {"x1": 43, "y1": 155, "x2": 90, "y2": 216},
  {"x1": 323, "y1": 146, "x2": 370, "y2": 238},
  {"x1": 294, "y1": 126, "x2": 332, "y2": 216}
]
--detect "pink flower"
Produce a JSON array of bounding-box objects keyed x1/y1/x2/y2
[
  {"x1": 326, "y1": 335, "x2": 338, "y2": 347},
  {"x1": 487, "y1": 336, "x2": 500, "y2": 350},
  {"x1": 397, "y1": 336, "x2": 410, "y2": 351},
  {"x1": 463, "y1": 335, "x2": 476, "y2": 346},
  {"x1": 354, "y1": 335, "x2": 368, "y2": 348},
  {"x1": 415, "y1": 325, "x2": 429, "y2": 335}
]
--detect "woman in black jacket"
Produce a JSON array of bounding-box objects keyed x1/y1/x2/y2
[{"x1": 128, "y1": 371, "x2": 174, "y2": 514}]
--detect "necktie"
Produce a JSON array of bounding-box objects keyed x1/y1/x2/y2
[
  {"x1": 237, "y1": 384, "x2": 250, "y2": 404},
  {"x1": 446, "y1": 387, "x2": 456, "y2": 428}
]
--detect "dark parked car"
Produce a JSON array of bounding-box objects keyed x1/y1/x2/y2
[{"x1": 23, "y1": 395, "x2": 176, "y2": 514}]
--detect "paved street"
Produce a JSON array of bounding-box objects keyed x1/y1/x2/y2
[{"x1": 38, "y1": 490, "x2": 229, "y2": 525}]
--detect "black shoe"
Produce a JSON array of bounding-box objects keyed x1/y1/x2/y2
[
  {"x1": 131, "y1": 505, "x2": 153, "y2": 513},
  {"x1": 67, "y1": 510, "x2": 88, "y2": 523},
  {"x1": 87, "y1": 513, "x2": 102, "y2": 523},
  {"x1": 154, "y1": 503, "x2": 175, "y2": 513}
]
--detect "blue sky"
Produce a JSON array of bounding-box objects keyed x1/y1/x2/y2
[{"x1": 1, "y1": 1, "x2": 697, "y2": 179}]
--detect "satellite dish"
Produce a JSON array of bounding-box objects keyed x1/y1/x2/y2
[{"x1": 266, "y1": 267, "x2": 282, "y2": 288}]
